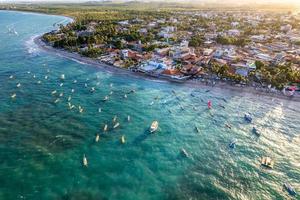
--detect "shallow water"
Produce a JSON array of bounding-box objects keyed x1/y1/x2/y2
[{"x1": 0, "y1": 11, "x2": 300, "y2": 200}]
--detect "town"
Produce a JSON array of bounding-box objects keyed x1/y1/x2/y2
[{"x1": 43, "y1": 10, "x2": 300, "y2": 94}]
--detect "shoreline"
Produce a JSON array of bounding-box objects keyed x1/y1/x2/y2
[{"x1": 34, "y1": 36, "x2": 300, "y2": 102}]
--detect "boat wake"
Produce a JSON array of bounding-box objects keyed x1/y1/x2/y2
[{"x1": 25, "y1": 35, "x2": 40, "y2": 56}]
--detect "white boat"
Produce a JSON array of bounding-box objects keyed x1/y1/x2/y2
[
  {"x1": 181, "y1": 148, "x2": 189, "y2": 157},
  {"x1": 54, "y1": 98, "x2": 60, "y2": 104},
  {"x1": 110, "y1": 91, "x2": 113, "y2": 95},
  {"x1": 120, "y1": 135, "x2": 126, "y2": 144},
  {"x1": 150, "y1": 121, "x2": 159, "y2": 133},
  {"x1": 68, "y1": 96, "x2": 72, "y2": 101},
  {"x1": 60, "y1": 83, "x2": 63, "y2": 87},
  {"x1": 149, "y1": 101, "x2": 154, "y2": 106},
  {"x1": 60, "y1": 74, "x2": 65, "y2": 80},
  {"x1": 91, "y1": 87, "x2": 95, "y2": 92},
  {"x1": 113, "y1": 122, "x2": 120, "y2": 129},
  {"x1": 71, "y1": 89, "x2": 75, "y2": 93},
  {"x1": 11, "y1": 93, "x2": 16, "y2": 99},
  {"x1": 103, "y1": 124, "x2": 108, "y2": 132},
  {"x1": 9, "y1": 75, "x2": 14, "y2": 79},
  {"x1": 73, "y1": 80, "x2": 77, "y2": 83},
  {"x1": 113, "y1": 116, "x2": 117, "y2": 123},
  {"x1": 83, "y1": 154, "x2": 88, "y2": 167},
  {"x1": 51, "y1": 90, "x2": 57, "y2": 95},
  {"x1": 78, "y1": 106, "x2": 84, "y2": 113},
  {"x1": 16, "y1": 83, "x2": 21, "y2": 88},
  {"x1": 59, "y1": 93, "x2": 64, "y2": 97},
  {"x1": 98, "y1": 108, "x2": 102, "y2": 113},
  {"x1": 103, "y1": 96, "x2": 109, "y2": 101},
  {"x1": 95, "y1": 134, "x2": 100, "y2": 142},
  {"x1": 37, "y1": 81, "x2": 41, "y2": 84},
  {"x1": 127, "y1": 115, "x2": 130, "y2": 122},
  {"x1": 124, "y1": 94, "x2": 127, "y2": 98},
  {"x1": 45, "y1": 76, "x2": 48, "y2": 80}
]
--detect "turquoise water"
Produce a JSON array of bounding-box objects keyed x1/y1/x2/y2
[{"x1": 0, "y1": 11, "x2": 300, "y2": 200}]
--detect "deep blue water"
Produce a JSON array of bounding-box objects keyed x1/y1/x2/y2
[{"x1": 0, "y1": 11, "x2": 300, "y2": 200}]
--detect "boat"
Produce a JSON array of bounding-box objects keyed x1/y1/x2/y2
[
  {"x1": 103, "y1": 124, "x2": 108, "y2": 132},
  {"x1": 113, "y1": 116, "x2": 117, "y2": 123},
  {"x1": 71, "y1": 89, "x2": 75, "y2": 93},
  {"x1": 149, "y1": 101, "x2": 154, "y2": 106},
  {"x1": 91, "y1": 87, "x2": 95, "y2": 92},
  {"x1": 98, "y1": 108, "x2": 102, "y2": 113},
  {"x1": 130, "y1": 89, "x2": 136, "y2": 93},
  {"x1": 219, "y1": 104, "x2": 225, "y2": 109},
  {"x1": 109, "y1": 91, "x2": 113, "y2": 95},
  {"x1": 229, "y1": 140, "x2": 237, "y2": 149},
  {"x1": 283, "y1": 183, "x2": 297, "y2": 196},
  {"x1": 225, "y1": 123, "x2": 232, "y2": 129},
  {"x1": 60, "y1": 83, "x2": 63, "y2": 87},
  {"x1": 195, "y1": 126, "x2": 200, "y2": 133},
  {"x1": 73, "y1": 80, "x2": 77, "y2": 83},
  {"x1": 37, "y1": 81, "x2": 41, "y2": 84},
  {"x1": 252, "y1": 127, "x2": 261, "y2": 137},
  {"x1": 103, "y1": 96, "x2": 109, "y2": 101},
  {"x1": 68, "y1": 96, "x2": 72, "y2": 101},
  {"x1": 150, "y1": 121, "x2": 159, "y2": 133},
  {"x1": 244, "y1": 113, "x2": 252, "y2": 123},
  {"x1": 11, "y1": 93, "x2": 16, "y2": 99},
  {"x1": 207, "y1": 100, "x2": 212, "y2": 109},
  {"x1": 113, "y1": 122, "x2": 120, "y2": 129},
  {"x1": 16, "y1": 83, "x2": 21, "y2": 88},
  {"x1": 83, "y1": 154, "x2": 88, "y2": 167},
  {"x1": 51, "y1": 90, "x2": 57, "y2": 95},
  {"x1": 95, "y1": 134, "x2": 100, "y2": 142},
  {"x1": 120, "y1": 135, "x2": 126, "y2": 144},
  {"x1": 54, "y1": 98, "x2": 60, "y2": 104},
  {"x1": 9, "y1": 75, "x2": 14, "y2": 79},
  {"x1": 45, "y1": 76, "x2": 48, "y2": 80},
  {"x1": 78, "y1": 106, "x2": 84, "y2": 113},
  {"x1": 59, "y1": 93, "x2": 64, "y2": 97},
  {"x1": 127, "y1": 115, "x2": 131, "y2": 122},
  {"x1": 181, "y1": 148, "x2": 189, "y2": 157},
  {"x1": 261, "y1": 157, "x2": 274, "y2": 169},
  {"x1": 60, "y1": 74, "x2": 65, "y2": 80},
  {"x1": 124, "y1": 94, "x2": 127, "y2": 98}
]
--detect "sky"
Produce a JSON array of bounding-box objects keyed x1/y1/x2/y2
[{"x1": 0, "y1": 0, "x2": 299, "y2": 5}]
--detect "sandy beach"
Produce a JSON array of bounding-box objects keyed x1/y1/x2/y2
[{"x1": 34, "y1": 36, "x2": 300, "y2": 102}]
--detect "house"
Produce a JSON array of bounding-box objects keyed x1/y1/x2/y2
[
  {"x1": 255, "y1": 53, "x2": 273, "y2": 62},
  {"x1": 280, "y1": 24, "x2": 292, "y2": 32},
  {"x1": 228, "y1": 29, "x2": 240, "y2": 36},
  {"x1": 231, "y1": 22, "x2": 239, "y2": 27},
  {"x1": 118, "y1": 20, "x2": 130, "y2": 26},
  {"x1": 232, "y1": 61, "x2": 256, "y2": 77},
  {"x1": 273, "y1": 53, "x2": 285, "y2": 65},
  {"x1": 155, "y1": 47, "x2": 170, "y2": 56},
  {"x1": 139, "y1": 28, "x2": 148, "y2": 34},
  {"x1": 203, "y1": 48, "x2": 214, "y2": 56}
]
